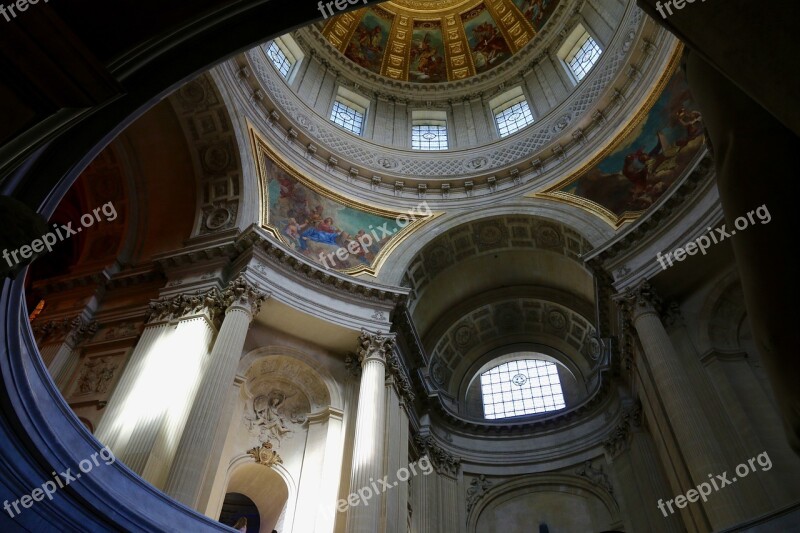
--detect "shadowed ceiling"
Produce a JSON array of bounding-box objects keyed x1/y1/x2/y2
[{"x1": 320, "y1": 0, "x2": 561, "y2": 83}]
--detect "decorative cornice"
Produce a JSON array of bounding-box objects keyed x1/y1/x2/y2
[{"x1": 153, "y1": 226, "x2": 409, "y2": 305}]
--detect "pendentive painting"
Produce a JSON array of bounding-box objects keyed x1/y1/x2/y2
[
  {"x1": 344, "y1": 8, "x2": 394, "y2": 74},
  {"x1": 511, "y1": 0, "x2": 559, "y2": 31},
  {"x1": 410, "y1": 21, "x2": 447, "y2": 83},
  {"x1": 461, "y1": 5, "x2": 511, "y2": 74},
  {"x1": 260, "y1": 151, "x2": 418, "y2": 273},
  {"x1": 550, "y1": 68, "x2": 705, "y2": 220}
]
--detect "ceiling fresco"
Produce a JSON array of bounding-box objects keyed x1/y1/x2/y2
[
  {"x1": 251, "y1": 130, "x2": 437, "y2": 276},
  {"x1": 535, "y1": 61, "x2": 706, "y2": 227},
  {"x1": 320, "y1": 0, "x2": 562, "y2": 83}
]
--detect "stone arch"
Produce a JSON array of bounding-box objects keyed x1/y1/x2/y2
[
  {"x1": 695, "y1": 269, "x2": 748, "y2": 354},
  {"x1": 380, "y1": 205, "x2": 608, "y2": 286},
  {"x1": 467, "y1": 473, "x2": 621, "y2": 533},
  {"x1": 223, "y1": 454, "x2": 297, "y2": 533},
  {"x1": 238, "y1": 345, "x2": 339, "y2": 409}
]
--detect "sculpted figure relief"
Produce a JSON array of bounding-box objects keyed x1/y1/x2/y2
[{"x1": 246, "y1": 390, "x2": 306, "y2": 446}]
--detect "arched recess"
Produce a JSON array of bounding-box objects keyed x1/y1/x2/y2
[
  {"x1": 225, "y1": 454, "x2": 295, "y2": 533},
  {"x1": 467, "y1": 474, "x2": 621, "y2": 533},
  {"x1": 206, "y1": 347, "x2": 344, "y2": 533}
]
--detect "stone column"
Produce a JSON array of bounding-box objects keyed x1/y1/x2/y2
[
  {"x1": 294, "y1": 406, "x2": 345, "y2": 533},
  {"x1": 165, "y1": 276, "x2": 267, "y2": 507},
  {"x1": 622, "y1": 282, "x2": 745, "y2": 529},
  {"x1": 345, "y1": 330, "x2": 394, "y2": 533},
  {"x1": 605, "y1": 403, "x2": 683, "y2": 533},
  {"x1": 33, "y1": 316, "x2": 97, "y2": 391},
  {"x1": 94, "y1": 292, "x2": 220, "y2": 488},
  {"x1": 413, "y1": 435, "x2": 461, "y2": 533},
  {"x1": 383, "y1": 350, "x2": 413, "y2": 533}
]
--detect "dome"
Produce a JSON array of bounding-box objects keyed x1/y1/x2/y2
[{"x1": 318, "y1": 0, "x2": 563, "y2": 83}]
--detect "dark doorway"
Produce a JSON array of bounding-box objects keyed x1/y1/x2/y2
[{"x1": 219, "y1": 492, "x2": 260, "y2": 533}]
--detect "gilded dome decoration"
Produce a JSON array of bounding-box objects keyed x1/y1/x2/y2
[{"x1": 320, "y1": 0, "x2": 561, "y2": 83}]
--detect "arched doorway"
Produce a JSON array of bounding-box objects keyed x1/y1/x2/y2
[{"x1": 219, "y1": 492, "x2": 260, "y2": 532}]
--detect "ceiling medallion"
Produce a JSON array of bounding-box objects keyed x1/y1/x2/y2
[{"x1": 511, "y1": 373, "x2": 528, "y2": 386}]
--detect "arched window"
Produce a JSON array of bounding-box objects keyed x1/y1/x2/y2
[{"x1": 480, "y1": 358, "x2": 566, "y2": 419}]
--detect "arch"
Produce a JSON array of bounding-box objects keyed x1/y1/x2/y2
[
  {"x1": 380, "y1": 205, "x2": 611, "y2": 286},
  {"x1": 695, "y1": 268, "x2": 747, "y2": 354},
  {"x1": 224, "y1": 454, "x2": 296, "y2": 533},
  {"x1": 238, "y1": 345, "x2": 342, "y2": 410},
  {"x1": 467, "y1": 473, "x2": 620, "y2": 533},
  {"x1": 218, "y1": 492, "x2": 260, "y2": 531}
]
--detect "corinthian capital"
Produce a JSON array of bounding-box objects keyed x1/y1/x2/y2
[
  {"x1": 618, "y1": 281, "x2": 662, "y2": 321},
  {"x1": 147, "y1": 292, "x2": 220, "y2": 324},
  {"x1": 356, "y1": 330, "x2": 395, "y2": 365},
  {"x1": 220, "y1": 275, "x2": 269, "y2": 316}
]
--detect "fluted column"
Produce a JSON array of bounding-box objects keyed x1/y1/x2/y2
[
  {"x1": 32, "y1": 316, "x2": 97, "y2": 391},
  {"x1": 606, "y1": 403, "x2": 683, "y2": 532},
  {"x1": 382, "y1": 351, "x2": 413, "y2": 533},
  {"x1": 622, "y1": 282, "x2": 745, "y2": 529},
  {"x1": 413, "y1": 434, "x2": 461, "y2": 533},
  {"x1": 94, "y1": 292, "x2": 221, "y2": 487},
  {"x1": 165, "y1": 276, "x2": 267, "y2": 507},
  {"x1": 345, "y1": 330, "x2": 394, "y2": 533}
]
